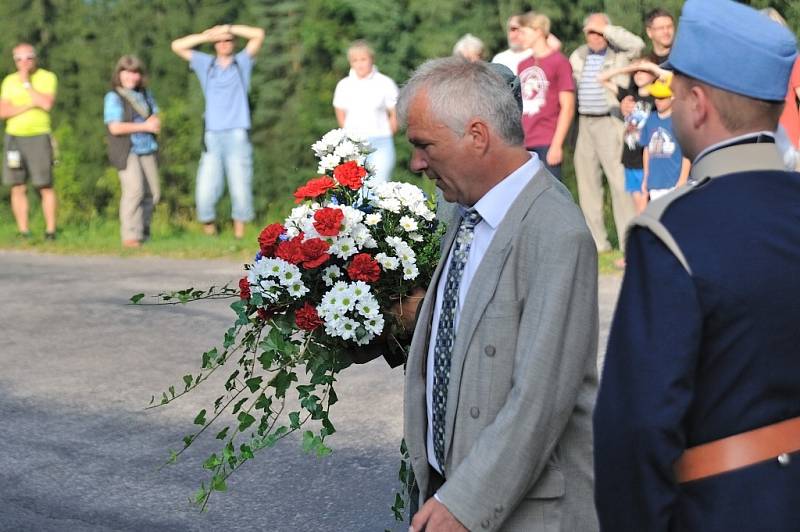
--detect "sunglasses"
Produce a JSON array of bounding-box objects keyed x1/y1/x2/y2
[{"x1": 13, "y1": 54, "x2": 36, "y2": 61}]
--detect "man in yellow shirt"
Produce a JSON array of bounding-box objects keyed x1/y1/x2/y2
[{"x1": 0, "y1": 43, "x2": 57, "y2": 239}]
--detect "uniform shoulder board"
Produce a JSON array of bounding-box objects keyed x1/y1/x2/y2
[{"x1": 624, "y1": 181, "x2": 708, "y2": 275}]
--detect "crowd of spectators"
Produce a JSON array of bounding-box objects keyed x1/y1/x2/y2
[{"x1": 2, "y1": 6, "x2": 797, "y2": 256}]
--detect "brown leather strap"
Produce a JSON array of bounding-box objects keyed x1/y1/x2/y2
[{"x1": 675, "y1": 416, "x2": 800, "y2": 483}]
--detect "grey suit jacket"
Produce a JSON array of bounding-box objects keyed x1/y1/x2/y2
[{"x1": 404, "y1": 167, "x2": 599, "y2": 531}]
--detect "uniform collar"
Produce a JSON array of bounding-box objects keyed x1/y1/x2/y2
[{"x1": 690, "y1": 133, "x2": 784, "y2": 181}]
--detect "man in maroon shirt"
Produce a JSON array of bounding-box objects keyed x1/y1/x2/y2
[{"x1": 517, "y1": 12, "x2": 575, "y2": 179}]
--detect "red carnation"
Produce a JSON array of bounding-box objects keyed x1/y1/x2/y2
[
  {"x1": 257, "y1": 308, "x2": 274, "y2": 322},
  {"x1": 313, "y1": 207, "x2": 345, "y2": 237},
  {"x1": 333, "y1": 161, "x2": 367, "y2": 190},
  {"x1": 295, "y1": 303, "x2": 323, "y2": 332},
  {"x1": 301, "y1": 238, "x2": 331, "y2": 269},
  {"x1": 275, "y1": 234, "x2": 306, "y2": 265},
  {"x1": 258, "y1": 223, "x2": 285, "y2": 257},
  {"x1": 238, "y1": 277, "x2": 251, "y2": 300},
  {"x1": 293, "y1": 176, "x2": 336, "y2": 204},
  {"x1": 347, "y1": 253, "x2": 381, "y2": 283}
]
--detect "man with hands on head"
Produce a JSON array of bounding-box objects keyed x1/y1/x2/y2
[
  {"x1": 171, "y1": 23, "x2": 264, "y2": 240},
  {"x1": 397, "y1": 58, "x2": 598, "y2": 532}
]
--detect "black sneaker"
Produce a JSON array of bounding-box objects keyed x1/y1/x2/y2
[
  {"x1": 17, "y1": 230, "x2": 31, "y2": 239},
  {"x1": 44, "y1": 231, "x2": 56, "y2": 241}
]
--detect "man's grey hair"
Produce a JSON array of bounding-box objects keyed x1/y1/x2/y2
[
  {"x1": 583, "y1": 12, "x2": 611, "y2": 27},
  {"x1": 397, "y1": 57, "x2": 524, "y2": 146}
]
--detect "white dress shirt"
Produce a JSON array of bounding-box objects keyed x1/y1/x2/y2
[
  {"x1": 332, "y1": 66, "x2": 399, "y2": 139},
  {"x1": 426, "y1": 153, "x2": 540, "y2": 474}
]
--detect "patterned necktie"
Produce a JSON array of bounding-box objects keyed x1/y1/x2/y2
[{"x1": 432, "y1": 208, "x2": 482, "y2": 473}]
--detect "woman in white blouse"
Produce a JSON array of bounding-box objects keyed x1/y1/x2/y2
[{"x1": 333, "y1": 40, "x2": 398, "y2": 183}]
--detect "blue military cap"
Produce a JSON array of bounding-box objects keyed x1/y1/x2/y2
[{"x1": 663, "y1": 0, "x2": 798, "y2": 101}]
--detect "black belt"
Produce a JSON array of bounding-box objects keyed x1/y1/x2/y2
[{"x1": 579, "y1": 112, "x2": 611, "y2": 117}]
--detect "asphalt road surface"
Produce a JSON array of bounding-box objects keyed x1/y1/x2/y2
[{"x1": 0, "y1": 250, "x2": 621, "y2": 532}]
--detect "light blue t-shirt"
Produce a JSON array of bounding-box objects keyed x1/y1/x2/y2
[
  {"x1": 641, "y1": 112, "x2": 683, "y2": 190},
  {"x1": 190, "y1": 50, "x2": 252, "y2": 131},
  {"x1": 103, "y1": 90, "x2": 159, "y2": 155}
]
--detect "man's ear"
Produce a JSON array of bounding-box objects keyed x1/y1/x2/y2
[
  {"x1": 465, "y1": 118, "x2": 490, "y2": 154},
  {"x1": 689, "y1": 85, "x2": 710, "y2": 130}
]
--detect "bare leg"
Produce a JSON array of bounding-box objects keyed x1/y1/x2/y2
[
  {"x1": 10, "y1": 185, "x2": 29, "y2": 233},
  {"x1": 233, "y1": 220, "x2": 245, "y2": 240},
  {"x1": 40, "y1": 187, "x2": 57, "y2": 234}
]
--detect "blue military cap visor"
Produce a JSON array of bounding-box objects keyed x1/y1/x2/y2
[{"x1": 662, "y1": 0, "x2": 797, "y2": 101}]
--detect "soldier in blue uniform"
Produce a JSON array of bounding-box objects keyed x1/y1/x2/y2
[{"x1": 594, "y1": 1, "x2": 800, "y2": 531}]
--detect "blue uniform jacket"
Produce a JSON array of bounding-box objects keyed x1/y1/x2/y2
[{"x1": 595, "y1": 141, "x2": 800, "y2": 532}]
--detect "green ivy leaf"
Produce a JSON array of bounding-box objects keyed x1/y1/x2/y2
[
  {"x1": 194, "y1": 409, "x2": 207, "y2": 426},
  {"x1": 169, "y1": 386, "x2": 176, "y2": 398},
  {"x1": 258, "y1": 350, "x2": 275, "y2": 369},
  {"x1": 182, "y1": 374, "x2": 193, "y2": 391},
  {"x1": 301, "y1": 430, "x2": 316, "y2": 453},
  {"x1": 231, "y1": 398, "x2": 248, "y2": 415},
  {"x1": 202, "y1": 453, "x2": 221, "y2": 470},
  {"x1": 328, "y1": 388, "x2": 338, "y2": 407},
  {"x1": 269, "y1": 369, "x2": 298, "y2": 398},
  {"x1": 211, "y1": 475, "x2": 227, "y2": 492},
  {"x1": 245, "y1": 376, "x2": 263, "y2": 393},
  {"x1": 239, "y1": 443, "x2": 254, "y2": 460},
  {"x1": 289, "y1": 411, "x2": 301, "y2": 429},
  {"x1": 130, "y1": 293, "x2": 145, "y2": 304},
  {"x1": 215, "y1": 427, "x2": 230, "y2": 440},
  {"x1": 321, "y1": 418, "x2": 336, "y2": 437},
  {"x1": 254, "y1": 393, "x2": 272, "y2": 412},
  {"x1": 237, "y1": 412, "x2": 256, "y2": 431}
]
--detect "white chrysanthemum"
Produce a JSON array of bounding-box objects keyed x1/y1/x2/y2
[
  {"x1": 349, "y1": 224, "x2": 374, "y2": 247},
  {"x1": 364, "y1": 213, "x2": 382, "y2": 226},
  {"x1": 364, "y1": 314, "x2": 385, "y2": 335},
  {"x1": 278, "y1": 265, "x2": 302, "y2": 287},
  {"x1": 333, "y1": 139, "x2": 358, "y2": 160},
  {"x1": 322, "y1": 265, "x2": 341, "y2": 286},
  {"x1": 322, "y1": 129, "x2": 345, "y2": 145},
  {"x1": 408, "y1": 232, "x2": 424, "y2": 242},
  {"x1": 375, "y1": 252, "x2": 399, "y2": 270},
  {"x1": 287, "y1": 280, "x2": 309, "y2": 298},
  {"x1": 356, "y1": 299, "x2": 380, "y2": 318},
  {"x1": 378, "y1": 197, "x2": 402, "y2": 213},
  {"x1": 340, "y1": 205, "x2": 365, "y2": 228},
  {"x1": 403, "y1": 263, "x2": 420, "y2": 280},
  {"x1": 399, "y1": 215, "x2": 418, "y2": 232},
  {"x1": 350, "y1": 281, "x2": 371, "y2": 300},
  {"x1": 318, "y1": 153, "x2": 341, "y2": 174},
  {"x1": 385, "y1": 236, "x2": 403, "y2": 249},
  {"x1": 330, "y1": 237, "x2": 358, "y2": 259},
  {"x1": 336, "y1": 317, "x2": 360, "y2": 341}
]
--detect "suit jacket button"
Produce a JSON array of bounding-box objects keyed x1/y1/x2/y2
[
  {"x1": 470, "y1": 407, "x2": 480, "y2": 418},
  {"x1": 484, "y1": 345, "x2": 496, "y2": 357},
  {"x1": 481, "y1": 519, "x2": 491, "y2": 529},
  {"x1": 495, "y1": 505, "x2": 504, "y2": 515},
  {"x1": 778, "y1": 453, "x2": 791, "y2": 466}
]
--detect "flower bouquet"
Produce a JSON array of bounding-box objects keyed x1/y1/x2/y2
[{"x1": 139, "y1": 129, "x2": 442, "y2": 510}]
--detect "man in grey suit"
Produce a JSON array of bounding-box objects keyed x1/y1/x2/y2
[{"x1": 396, "y1": 58, "x2": 599, "y2": 531}]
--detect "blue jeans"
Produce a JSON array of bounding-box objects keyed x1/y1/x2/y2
[
  {"x1": 366, "y1": 136, "x2": 395, "y2": 184},
  {"x1": 196, "y1": 128, "x2": 254, "y2": 223}
]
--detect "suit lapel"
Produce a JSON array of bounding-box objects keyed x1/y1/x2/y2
[{"x1": 443, "y1": 166, "x2": 553, "y2": 460}]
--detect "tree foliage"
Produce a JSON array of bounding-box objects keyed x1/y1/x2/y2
[{"x1": 0, "y1": 0, "x2": 795, "y2": 225}]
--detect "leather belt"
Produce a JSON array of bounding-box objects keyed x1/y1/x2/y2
[{"x1": 674, "y1": 416, "x2": 800, "y2": 483}]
